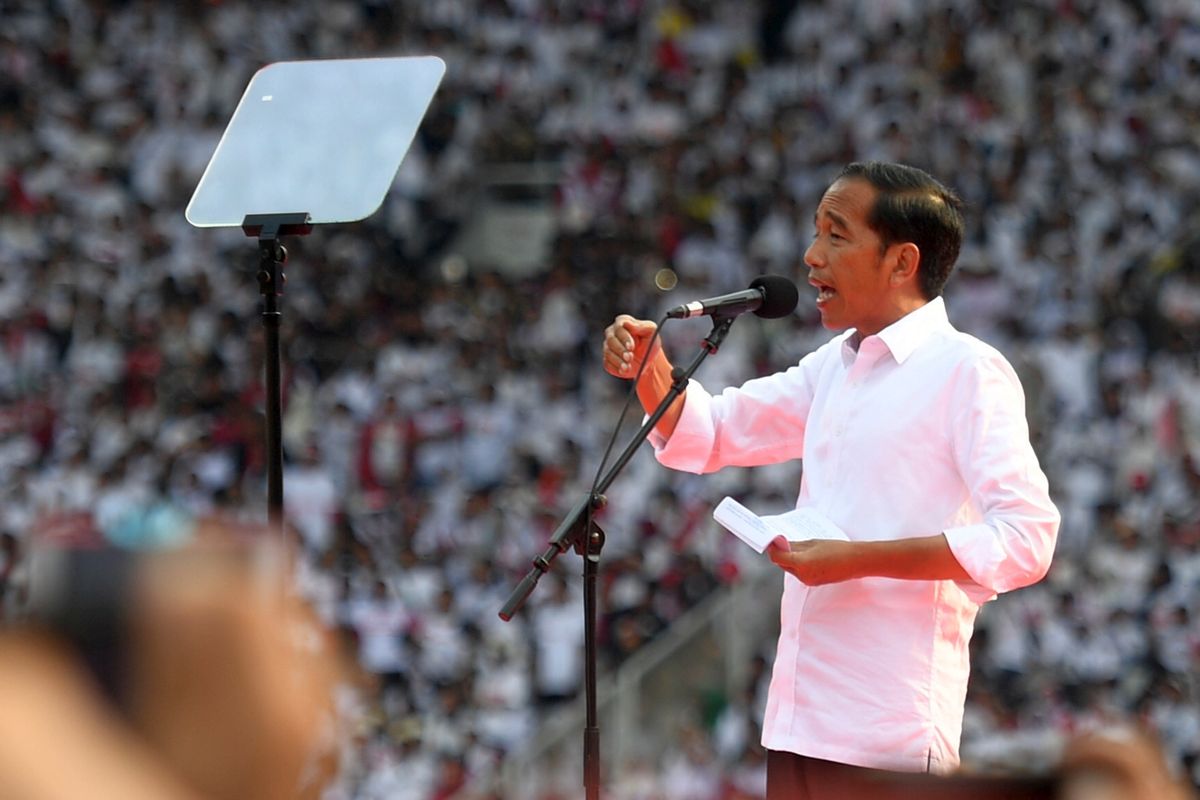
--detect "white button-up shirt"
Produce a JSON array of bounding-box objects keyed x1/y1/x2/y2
[{"x1": 652, "y1": 297, "x2": 1059, "y2": 773}]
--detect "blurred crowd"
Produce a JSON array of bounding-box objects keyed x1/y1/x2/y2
[{"x1": 1, "y1": 0, "x2": 1199, "y2": 797}]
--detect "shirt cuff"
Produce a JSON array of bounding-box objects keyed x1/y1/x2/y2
[
  {"x1": 943, "y1": 523, "x2": 1014, "y2": 597},
  {"x1": 649, "y1": 379, "x2": 717, "y2": 474}
]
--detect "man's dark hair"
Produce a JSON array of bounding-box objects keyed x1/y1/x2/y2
[{"x1": 837, "y1": 162, "x2": 965, "y2": 299}]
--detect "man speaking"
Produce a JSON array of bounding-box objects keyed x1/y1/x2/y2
[{"x1": 603, "y1": 162, "x2": 1060, "y2": 799}]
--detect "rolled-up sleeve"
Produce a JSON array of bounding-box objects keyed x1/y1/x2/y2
[
  {"x1": 650, "y1": 358, "x2": 819, "y2": 475},
  {"x1": 649, "y1": 379, "x2": 719, "y2": 473},
  {"x1": 944, "y1": 352, "x2": 1060, "y2": 594}
]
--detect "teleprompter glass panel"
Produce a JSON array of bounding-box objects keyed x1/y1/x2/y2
[{"x1": 185, "y1": 56, "x2": 445, "y2": 228}]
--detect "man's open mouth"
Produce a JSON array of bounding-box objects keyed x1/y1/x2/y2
[{"x1": 811, "y1": 280, "x2": 837, "y2": 303}]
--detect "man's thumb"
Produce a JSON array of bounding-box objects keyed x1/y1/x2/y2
[{"x1": 624, "y1": 318, "x2": 658, "y2": 338}]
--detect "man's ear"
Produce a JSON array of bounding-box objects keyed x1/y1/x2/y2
[{"x1": 888, "y1": 242, "x2": 921, "y2": 288}]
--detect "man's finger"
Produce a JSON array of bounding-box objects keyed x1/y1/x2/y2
[{"x1": 625, "y1": 319, "x2": 657, "y2": 339}]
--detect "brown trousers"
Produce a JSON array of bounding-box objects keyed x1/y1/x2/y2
[
  {"x1": 766, "y1": 750, "x2": 902, "y2": 800},
  {"x1": 765, "y1": 750, "x2": 1057, "y2": 800}
]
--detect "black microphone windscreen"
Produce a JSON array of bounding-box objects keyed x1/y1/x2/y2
[{"x1": 750, "y1": 275, "x2": 799, "y2": 319}]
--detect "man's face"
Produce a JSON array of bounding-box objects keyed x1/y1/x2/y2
[{"x1": 804, "y1": 178, "x2": 900, "y2": 336}]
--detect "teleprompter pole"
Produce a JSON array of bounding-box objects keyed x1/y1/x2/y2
[{"x1": 243, "y1": 212, "x2": 312, "y2": 534}]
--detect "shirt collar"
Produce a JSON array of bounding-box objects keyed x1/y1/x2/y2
[{"x1": 841, "y1": 296, "x2": 951, "y2": 366}]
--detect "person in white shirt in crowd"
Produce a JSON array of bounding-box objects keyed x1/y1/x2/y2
[
  {"x1": 283, "y1": 441, "x2": 340, "y2": 556},
  {"x1": 529, "y1": 573, "x2": 585, "y2": 707},
  {"x1": 346, "y1": 577, "x2": 413, "y2": 690},
  {"x1": 603, "y1": 161, "x2": 1060, "y2": 799}
]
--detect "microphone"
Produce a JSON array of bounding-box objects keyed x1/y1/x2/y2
[{"x1": 665, "y1": 275, "x2": 799, "y2": 320}]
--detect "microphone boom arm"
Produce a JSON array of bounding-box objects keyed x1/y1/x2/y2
[{"x1": 499, "y1": 314, "x2": 735, "y2": 619}]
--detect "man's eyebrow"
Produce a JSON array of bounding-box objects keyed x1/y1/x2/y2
[{"x1": 814, "y1": 209, "x2": 851, "y2": 229}]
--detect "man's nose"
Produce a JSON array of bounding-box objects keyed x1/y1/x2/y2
[{"x1": 803, "y1": 239, "x2": 823, "y2": 269}]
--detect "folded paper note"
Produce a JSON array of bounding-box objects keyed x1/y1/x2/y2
[{"x1": 713, "y1": 497, "x2": 850, "y2": 554}]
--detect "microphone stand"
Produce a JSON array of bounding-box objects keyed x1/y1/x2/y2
[{"x1": 499, "y1": 314, "x2": 738, "y2": 800}]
